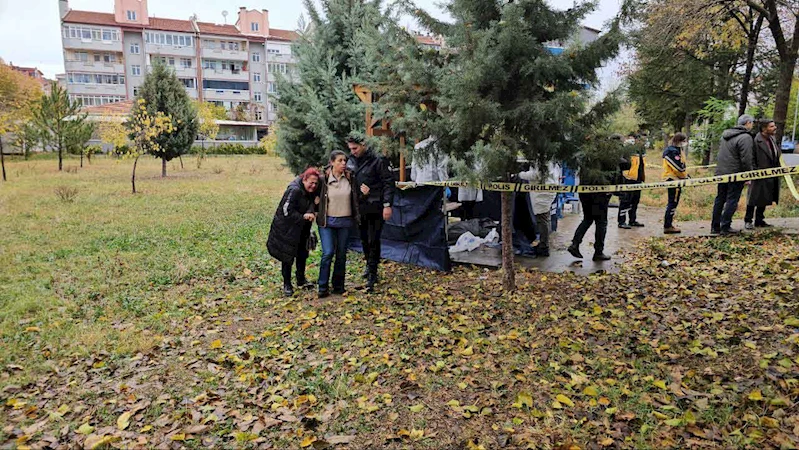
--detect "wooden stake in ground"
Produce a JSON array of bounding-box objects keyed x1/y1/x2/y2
[
  {"x1": 0, "y1": 136, "x2": 6, "y2": 182},
  {"x1": 501, "y1": 190, "x2": 515, "y2": 291}
]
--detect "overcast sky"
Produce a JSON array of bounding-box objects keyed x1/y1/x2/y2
[{"x1": 0, "y1": 0, "x2": 624, "y2": 86}]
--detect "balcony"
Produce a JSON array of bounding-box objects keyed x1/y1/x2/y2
[
  {"x1": 202, "y1": 89, "x2": 250, "y2": 102},
  {"x1": 67, "y1": 83, "x2": 127, "y2": 96},
  {"x1": 62, "y1": 37, "x2": 123, "y2": 52},
  {"x1": 201, "y1": 47, "x2": 248, "y2": 61},
  {"x1": 147, "y1": 65, "x2": 197, "y2": 79},
  {"x1": 184, "y1": 88, "x2": 199, "y2": 99},
  {"x1": 202, "y1": 68, "x2": 249, "y2": 82},
  {"x1": 265, "y1": 52, "x2": 294, "y2": 62},
  {"x1": 144, "y1": 43, "x2": 196, "y2": 58},
  {"x1": 65, "y1": 60, "x2": 125, "y2": 74}
]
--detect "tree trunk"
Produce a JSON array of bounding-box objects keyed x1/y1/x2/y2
[
  {"x1": 80, "y1": 150, "x2": 84, "y2": 168},
  {"x1": 161, "y1": 157, "x2": 167, "y2": 177},
  {"x1": 500, "y1": 191, "x2": 515, "y2": 292},
  {"x1": 132, "y1": 156, "x2": 140, "y2": 194},
  {"x1": 739, "y1": 13, "x2": 764, "y2": 117},
  {"x1": 773, "y1": 57, "x2": 798, "y2": 145},
  {"x1": 58, "y1": 144, "x2": 63, "y2": 171},
  {"x1": 179, "y1": 155, "x2": 184, "y2": 169},
  {"x1": 0, "y1": 137, "x2": 6, "y2": 182}
]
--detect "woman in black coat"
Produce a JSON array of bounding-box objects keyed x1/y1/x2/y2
[{"x1": 267, "y1": 168, "x2": 320, "y2": 296}]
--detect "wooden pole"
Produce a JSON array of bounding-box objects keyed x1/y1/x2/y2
[{"x1": 399, "y1": 135, "x2": 406, "y2": 182}]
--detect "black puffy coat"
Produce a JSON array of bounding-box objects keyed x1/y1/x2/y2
[
  {"x1": 267, "y1": 177, "x2": 317, "y2": 263},
  {"x1": 346, "y1": 149, "x2": 396, "y2": 215},
  {"x1": 716, "y1": 127, "x2": 754, "y2": 176}
]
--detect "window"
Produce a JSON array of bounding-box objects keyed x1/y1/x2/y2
[
  {"x1": 130, "y1": 43, "x2": 140, "y2": 54},
  {"x1": 267, "y1": 82, "x2": 276, "y2": 93},
  {"x1": 253, "y1": 72, "x2": 261, "y2": 82},
  {"x1": 133, "y1": 87, "x2": 139, "y2": 97},
  {"x1": 66, "y1": 73, "x2": 125, "y2": 85},
  {"x1": 180, "y1": 58, "x2": 192, "y2": 69},
  {"x1": 253, "y1": 92, "x2": 262, "y2": 102},
  {"x1": 179, "y1": 78, "x2": 196, "y2": 89},
  {"x1": 103, "y1": 54, "x2": 116, "y2": 63},
  {"x1": 168, "y1": 57, "x2": 175, "y2": 66},
  {"x1": 203, "y1": 60, "x2": 217, "y2": 70},
  {"x1": 74, "y1": 52, "x2": 88, "y2": 62},
  {"x1": 81, "y1": 28, "x2": 92, "y2": 40},
  {"x1": 127, "y1": 10, "x2": 137, "y2": 21},
  {"x1": 202, "y1": 80, "x2": 249, "y2": 91},
  {"x1": 92, "y1": 29, "x2": 101, "y2": 40},
  {"x1": 268, "y1": 63, "x2": 287, "y2": 74},
  {"x1": 252, "y1": 52, "x2": 260, "y2": 62},
  {"x1": 94, "y1": 54, "x2": 101, "y2": 63},
  {"x1": 132, "y1": 65, "x2": 141, "y2": 76},
  {"x1": 255, "y1": 110, "x2": 263, "y2": 121},
  {"x1": 251, "y1": 22, "x2": 259, "y2": 32},
  {"x1": 267, "y1": 48, "x2": 280, "y2": 55},
  {"x1": 146, "y1": 32, "x2": 192, "y2": 47}
]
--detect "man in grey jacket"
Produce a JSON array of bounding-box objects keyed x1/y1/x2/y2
[{"x1": 711, "y1": 114, "x2": 755, "y2": 235}]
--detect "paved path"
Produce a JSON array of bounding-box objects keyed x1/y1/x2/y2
[{"x1": 451, "y1": 206, "x2": 799, "y2": 275}]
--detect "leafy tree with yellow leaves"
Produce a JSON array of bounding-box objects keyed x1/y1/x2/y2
[
  {"x1": 124, "y1": 99, "x2": 174, "y2": 193},
  {"x1": 0, "y1": 62, "x2": 41, "y2": 181}
]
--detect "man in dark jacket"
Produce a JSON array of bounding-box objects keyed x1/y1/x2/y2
[
  {"x1": 346, "y1": 136, "x2": 395, "y2": 292},
  {"x1": 711, "y1": 115, "x2": 754, "y2": 235},
  {"x1": 745, "y1": 119, "x2": 780, "y2": 229}
]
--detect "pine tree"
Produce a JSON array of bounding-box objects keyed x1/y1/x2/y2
[
  {"x1": 34, "y1": 84, "x2": 88, "y2": 172},
  {"x1": 136, "y1": 61, "x2": 197, "y2": 177},
  {"x1": 274, "y1": 0, "x2": 386, "y2": 174},
  {"x1": 373, "y1": 0, "x2": 627, "y2": 290}
]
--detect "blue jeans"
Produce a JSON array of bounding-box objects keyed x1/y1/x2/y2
[
  {"x1": 318, "y1": 226, "x2": 351, "y2": 291},
  {"x1": 711, "y1": 181, "x2": 745, "y2": 231}
]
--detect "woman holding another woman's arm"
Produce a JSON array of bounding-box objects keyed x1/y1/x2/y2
[{"x1": 267, "y1": 168, "x2": 320, "y2": 297}]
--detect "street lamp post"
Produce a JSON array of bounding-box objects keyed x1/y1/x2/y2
[{"x1": 792, "y1": 84, "x2": 798, "y2": 143}]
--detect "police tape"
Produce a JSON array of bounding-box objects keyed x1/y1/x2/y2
[
  {"x1": 396, "y1": 165, "x2": 799, "y2": 194},
  {"x1": 781, "y1": 156, "x2": 799, "y2": 200},
  {"x1": 687, "y1": 164, "x2": 717, "y2": 170}
]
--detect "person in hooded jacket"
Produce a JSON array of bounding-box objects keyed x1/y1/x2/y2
[
  {"x1": 346, "y1": 136, "x2": 395, "y2": 293},
  {"x1": 711, "y1": 115, "x2": 755, "y2": 235},
  {"x1": 316, "y1": 150, "x2": 360, "y2": 298},
  {"x1": 267, "y1": 168, "x2": 320, "y2": 296}
]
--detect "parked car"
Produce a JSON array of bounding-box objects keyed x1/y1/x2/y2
[{"x1": 782, "y1": 137, "x2": 796, "y2": 154}]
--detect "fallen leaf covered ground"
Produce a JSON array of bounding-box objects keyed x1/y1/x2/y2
[{"x1": 3, "y1": 230, "x2": 799, "y2": 449}]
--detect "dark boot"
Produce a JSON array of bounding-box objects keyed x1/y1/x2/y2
[
  {"x1": 592, "y1": 253, "x2": 611, "y2": 261},
  {"x1": 283, "y1": 284, "x2": 294, "y2": 297},
  {"x1": 567, "y1": 244, "x2": 583, "y2": 259}
]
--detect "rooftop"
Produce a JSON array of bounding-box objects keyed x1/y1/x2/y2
[{"x1": 62, "y1": 10, "x2": 298, "y2": 41}]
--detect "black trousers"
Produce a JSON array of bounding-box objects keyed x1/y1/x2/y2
[
  {"x1": 281, "y1": 224, "x2": 311, "y2": 286},
  {"x1": 618, "y1": 190, "x2": 641, "y2": 225},
  {"x1": 664, "y1": 187, "x2": 681, "y2": 229},
  {"x1": 572, "y1": 193, "x2": 610, "y2": 254},
  {"x1": 711, "y1": 181, "x2": 745, "y2": 231},
  {"x1": 360, "y1": 212, "x2": 384, "y2": 276},
  {"x1": 744, "y1": 205, "x2": 766, "y2": 224}
]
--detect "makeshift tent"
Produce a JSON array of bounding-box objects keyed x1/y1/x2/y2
[{"x1": 349, "y1": 185, "x2": 452, "y2": 272}]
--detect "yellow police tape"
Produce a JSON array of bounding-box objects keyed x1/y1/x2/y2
[
  {"x1": 396, "y1": 165, "x2": 799, "y2": 196},
  {"x1": 781, "y1": 156, "x2": 799, "y2": 200}
]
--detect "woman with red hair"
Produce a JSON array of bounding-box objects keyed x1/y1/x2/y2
[{"x1": 268, "y1": 167, "x2": 320, "y2": 296}]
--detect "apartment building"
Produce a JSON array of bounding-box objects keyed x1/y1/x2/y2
[{"x1": 59, "y1": 0, "x2": 298, "y2": 126}]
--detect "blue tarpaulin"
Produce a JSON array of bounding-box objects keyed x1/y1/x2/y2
[{"x1": 349, "y1": 185, "x2": 451, "y2": 272}]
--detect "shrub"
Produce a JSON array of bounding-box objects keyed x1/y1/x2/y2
[
  {"x1": 54, "y1": 186, "x2": 78, "y2": 202},
  {"x1": 189, "y1": 142, "x2": 268, "y2": 155}
]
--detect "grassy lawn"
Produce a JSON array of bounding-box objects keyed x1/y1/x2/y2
[
  {"x1": 1, "y1": 154, "x2": 799, "y2": 449},
  {"x1": 638, "y1": 154, "x2": 799, "y2": 222}
]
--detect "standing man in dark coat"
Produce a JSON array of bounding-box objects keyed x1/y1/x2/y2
[
  {"x1": 346, "y1": 136, "x2": 395, "y2": 293},
  {"x1": 711, "y1": 114, "x2": 755, "y2": 235},
  {"x1": 745, "y1": 119, "x2": 780, "y2": 229}
]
